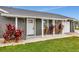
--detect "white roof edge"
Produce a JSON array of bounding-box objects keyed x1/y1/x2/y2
[
  {"x1": 1, "y1": 13, "x2": 69, "y2": 20},
  {"x1": 67, "y1": 18, "x2": 76, "y2": 21},
  {"x1": 0, "y1": 8, "x2": 8, "y2": 13}
]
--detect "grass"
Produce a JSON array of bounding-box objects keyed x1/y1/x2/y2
[{"x1": 0, "y1": 37, "x2": 79, "y2": 52}]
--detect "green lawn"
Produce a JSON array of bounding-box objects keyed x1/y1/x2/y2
[{"x1": 0, "y1": 37, "x2": 79, "y2": 52}]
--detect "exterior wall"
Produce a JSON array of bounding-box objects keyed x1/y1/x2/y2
[
  {"x1": 18, "y1": 18, "x2": 26, "y2": 40},
  {"x1": 36, "y1": 19, "x2": 42, "y2": 35},
  {"x1": 70, "y1": 21, "x2": 74, "y2": 32},
  {"x1": 0, "y1": 14, "x2": 74, "y2": 39},
  {"x1": 0, "y1": 16, "x2": 27, "y2": 40},
  {"x1": 0, "y1": 15, "x2": 15, "y2": 38}
]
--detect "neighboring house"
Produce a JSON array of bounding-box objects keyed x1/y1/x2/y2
[
  {"x1": 74, "y1": 20, "x2": 79, "y2": 29},
  {"x1": 0, "y1": 6, "x2": 75, "y2": 40}
]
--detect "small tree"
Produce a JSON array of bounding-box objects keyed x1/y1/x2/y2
[{"x1": 3, "y1": 24, "x2": 23, "y2": 43}]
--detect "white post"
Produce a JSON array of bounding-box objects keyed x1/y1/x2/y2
[
  {"x1": 26, "y1": 18, "x2": 28, "y2": 39},
  {"x1": 15, "y1": 17, "x2": 18, "y2": 30},
  {"x1": 42, "y1": 19, "x2": 44, "y2": 37},
  {"x1": 53, "y1": 20, "x2": 55, "y2": 35},
  {"x1": 62, "y1": 20, "x2": 64, "y2": 34}
]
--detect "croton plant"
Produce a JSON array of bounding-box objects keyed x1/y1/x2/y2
[{"x1": 3, "y1": 24, "x2": 23, "y2": 43}]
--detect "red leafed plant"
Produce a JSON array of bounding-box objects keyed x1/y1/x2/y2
[{"x1": 3, "y1": 24, "x2": 23, "y2": 43}]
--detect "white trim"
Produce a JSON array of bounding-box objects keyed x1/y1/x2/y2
[
  {"x1": 1, "y1": 13, "x2": 69, "y2": 20},
  {"x1": 61, "y1": 20, "x2": 63, "y2": 34},
  {"x1": 26, "y1": 18, "x2": 27, "y2": 40},
  {"x1": 26, "y1": 18, "x2": 28, "y2": 36},
  {"x1": 53, "y1": 20, "x2": 55, "y2": 35},
  {"x1": 42, "y1": 19, "x2": 44, "y2": 37},
  {"x1": 15, "y1": 17, "x2": 18, "y2": 30},
  {"x1": 0, "y1": 8, "x2": 8, "y2": 13}
]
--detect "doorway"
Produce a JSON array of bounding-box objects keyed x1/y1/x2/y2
[{"x1": 27, "y1": 18, "x2": 35, "y2": 36}]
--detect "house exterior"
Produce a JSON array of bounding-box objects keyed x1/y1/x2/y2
[{"x1": 0, "y1": 6, "x2": 75, "y2": 40}]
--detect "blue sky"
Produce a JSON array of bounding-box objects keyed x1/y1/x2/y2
[{"x1": 13, "y1": 6, "x2": 79, "y2": 20}]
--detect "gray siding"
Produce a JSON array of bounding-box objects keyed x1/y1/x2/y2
[
  {"x1": 36, "y1": 19, "x2": 42, "y2": 35},
  {"x1": 0, "y1": 16, "x2": 26, "y2": 39},
  {"x1": 0, "y1": 15, "x2": 15, "y2": 38},
  {"x1": 70, "y1": 21, "x2": 74, "y2": 32},
  {"x1": 18, "y1": 18, "x2": 26, "y2": 40}
]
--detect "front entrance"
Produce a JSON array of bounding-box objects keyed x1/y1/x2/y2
[
  {"x1": 27, "y1": 18, "x2": 35, "y2": 36},
  {"x1": 62, "y1": 21, "x2": 70, "y2": 33}
]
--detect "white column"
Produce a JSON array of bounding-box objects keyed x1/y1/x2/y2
[
  {"x1": 62, "y1": 20, "x2": 64, "y2": 34},
  {"x1": 15, "y1": 17, "x2": 18, "y2": 30},
  {"x1": 26, "y1": 18, "x2": 28, "y2": 39},
  {"x1": 53, "y1": 20, "x2": 55, "y2": 35},
  {"x1": 42, "y1": 19, "x2": 44, "y2": 37}
]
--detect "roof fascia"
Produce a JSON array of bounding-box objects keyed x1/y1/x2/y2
[
  {"x1": 0, "y1": 8, "x2": 8, "y2": 13},
  {"x1": 1, "y1": 13, "x2": 69, "y2": 20}
]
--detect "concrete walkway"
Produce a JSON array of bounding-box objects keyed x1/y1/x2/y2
[{"x1": 0, "y1": 33, "x2": 79, "y2": 47}]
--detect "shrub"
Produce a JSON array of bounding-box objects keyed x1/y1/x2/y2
[{"x1": 3, "y1": 24, "x2": 23, "y2": 43}]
